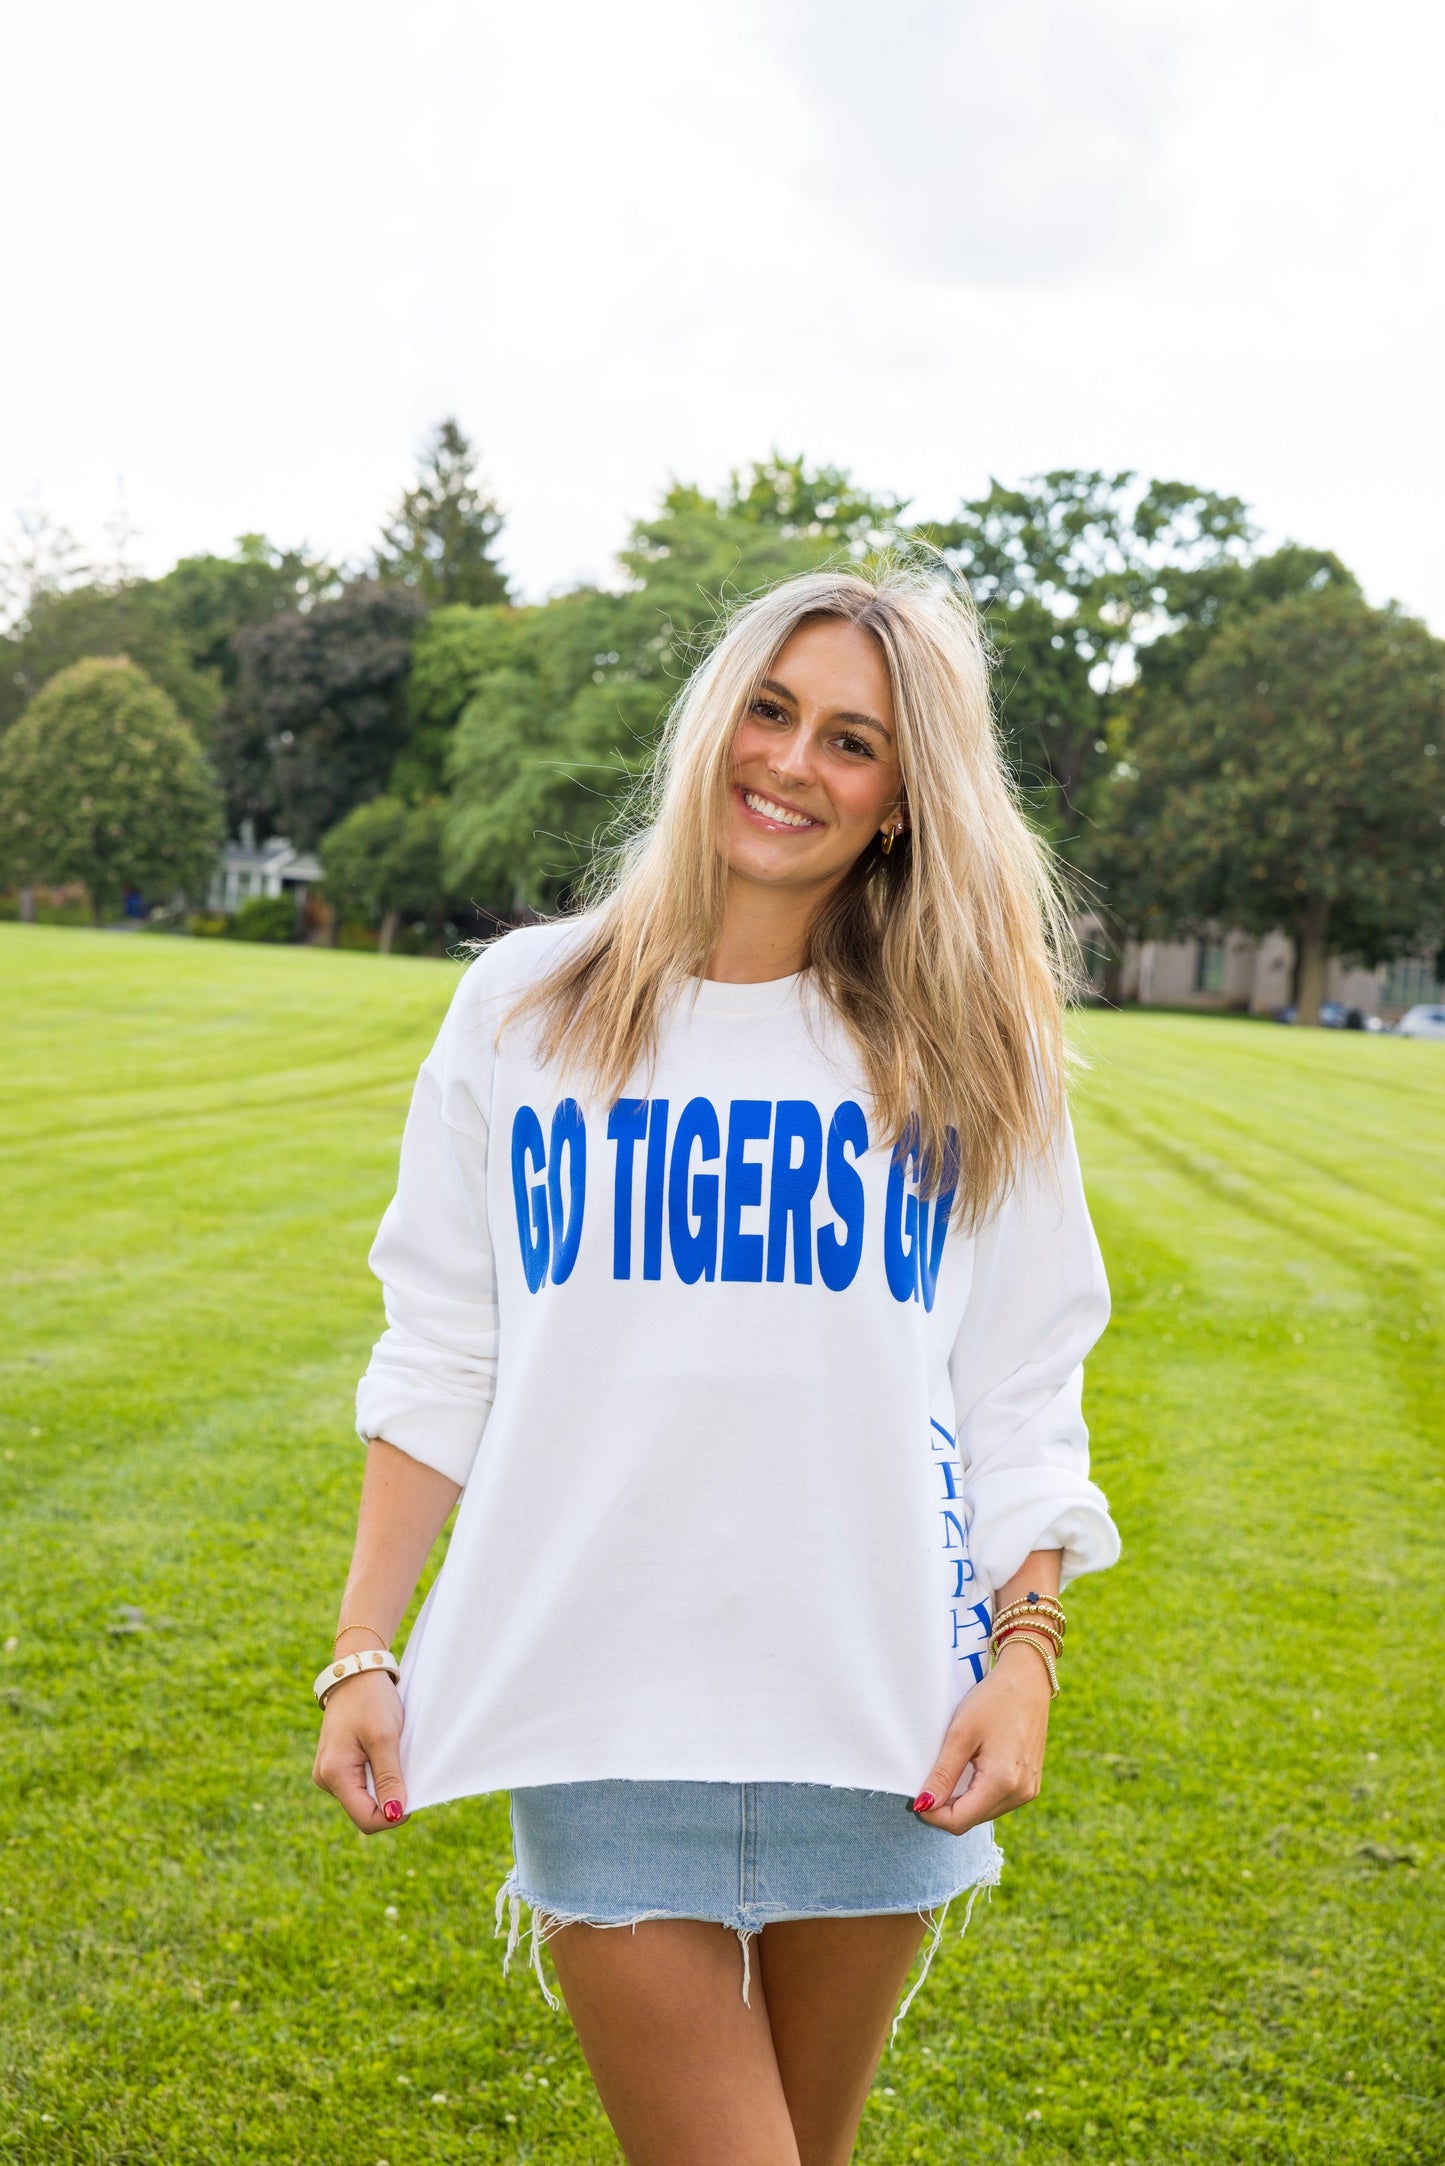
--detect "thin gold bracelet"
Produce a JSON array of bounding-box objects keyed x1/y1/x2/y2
[{"x1": 333, "y1": 1623, "x2": 389, "y2": 1647}]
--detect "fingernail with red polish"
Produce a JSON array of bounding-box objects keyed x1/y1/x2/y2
[
  {"x1": 382, "y1": 1800, "x2": 403, "y2": 1824},
  {"x1": 911, "y1": 1791, "x2": 936, "y2": 1814}
]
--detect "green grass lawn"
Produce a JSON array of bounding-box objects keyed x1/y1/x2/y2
[{"x1": 2, "y1": 925, "x2": 1441, "y2": 2166}]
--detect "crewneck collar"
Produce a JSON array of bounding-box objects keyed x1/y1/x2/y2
[{"x1": 683, "y1": 970, "x2": 807, "y2": 1019}]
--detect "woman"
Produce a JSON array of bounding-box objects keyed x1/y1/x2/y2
[{"x1": 313, "y1": 563, "x2": 1119, "y2": 2166}]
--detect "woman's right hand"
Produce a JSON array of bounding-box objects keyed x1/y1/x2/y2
[{"x1": 311, "y1": 1671, "x2": 408, "y2": 1832}]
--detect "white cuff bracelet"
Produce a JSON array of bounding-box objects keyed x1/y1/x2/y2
[{"x1": 313, "y1": 1648, "x2": 401, "y2": 1706}]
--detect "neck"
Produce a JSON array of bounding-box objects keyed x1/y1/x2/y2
[{"x1": 706, "y1": 875, "x2": 817, "y2": 983}]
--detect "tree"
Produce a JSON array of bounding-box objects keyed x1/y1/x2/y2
[
  {"x1": 319, "y1": 795, "x2": 449, "y2": 953},
  {"x1": 0, "y1": 657, "x2": 224, "y2": 924},
  {"x1": 1078, "y1": 545, "x2": 1366, "y2": 994},
  {"x1": 376, "y1": 419, "x2": 510, "y2": 608},
  {"x1": 620, "y1": 455, "x2": 906, "y2": 657},
  {"x1": 0, "y1": 579, "x2": 223, "y2": 739},
  {"x1": 1130, "y1": 543, "x2": 1361, "y2": 701},
  {"x1": 155, "y1": 535, "x2": 339, "y2": 690},
  {"x1": 216, "y1": 580, "x2": 426, "y2": 847},
  {"x1": 393, "y1": 602, "x2": 515, "y2": 802},
  {"x1": 0, "y1": 535, "x2": 337, "y2": 741},
  {"x1": 921, "y1": 470, "x2": 1257, "y2": 831},
  {"x1": 443, "y1": 588, "x2": 640, "y2": 911},
  {"x1": 1088, "y1": 587, "x2": 1445, "y2": 1023}
]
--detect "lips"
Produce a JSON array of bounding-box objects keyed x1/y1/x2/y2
[{"x1": 735, "y1": 785, "x2": 822, "y2": 832}]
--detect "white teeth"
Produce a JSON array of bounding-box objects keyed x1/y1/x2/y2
[{"x1": 743, "y1": 789, "x2": 815, "y2": 828}]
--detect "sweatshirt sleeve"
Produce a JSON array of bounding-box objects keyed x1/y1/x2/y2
[
  {"x1": 354, "y1": 965, "x2": 499, "y2": 1488},
  {"x1": 947, "y1": 1109, "x2": 1118, "y2": 1594}
]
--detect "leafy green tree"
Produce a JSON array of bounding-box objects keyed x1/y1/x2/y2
[
  {"x1": 320, "y1": 794, "x2": 449, "y2": 953},
  {"x1": 0, "y1": 657, "x2": 224, "y2": 924},
  {"x1": 0, "y1": 579, "x2": 223, "y2": 739},
  {"x1": 1079, "y1": 545, "x2": 1366, "y2": 992},
  {"x1": 156, "y1": 536, "x2": 339, "y2": 691},
  {"x1": 0, "y1": 536, "x2": 337, "y2": 743},
  {"x1": 620, "y1": 455, "x2": 905, "y2": 662},
  {"x1": 392, "y1": 603, "x2": 515, "y2": 802},
  {"x1": 921, "y1": 470, "x2": 1257, "y2": 830},
  {"x1": 443, "y1": 589, "x2": 641, "y2": 910},
  {"x1": 376, "y1": 419, "x2": 510, "y2": 608},
  {"x1": 1088, "y1": 588, "x2": 1445, "y2": 1023},
  {"x1": 217, "y1": 580, "x2": 426, "y2": 847},
  {"x1": 1131, "y1": 544, "x2": 1360, "y2": 699}
]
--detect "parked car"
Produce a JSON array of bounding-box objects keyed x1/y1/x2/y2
[
  {"x1": 1274, "y1": 1003, "x2": 1380, "y2": 1028},
  {"x1": 1395, "y1": 1004, "x2": 1445, "y2": 1040}
]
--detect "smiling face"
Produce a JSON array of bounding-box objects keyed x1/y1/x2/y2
[{"x1": 722, "y1": 616, "x2": 906, "y2": 903}]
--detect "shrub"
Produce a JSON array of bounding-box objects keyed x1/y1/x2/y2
[
  {"x1": 230, "y1": 896, "x2": 296, "y2": 944},
  {"x1": 186, "y1": 913, "x2": 233, "y2": 939},
  {"x1": 335, "y1": 919, "x2": 380, "y2": 951}
]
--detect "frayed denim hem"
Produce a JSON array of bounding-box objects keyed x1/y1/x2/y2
[{"x1": 493, "y1": 1841, "x2": 1004, "y2": 2037}]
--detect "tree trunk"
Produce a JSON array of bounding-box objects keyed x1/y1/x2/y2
[
  {"x1": 90, "y1": 894, "x2": 104, "y2": 929},
  {"x1": 1294, "y1": 897, "x2": 1330, "y2": 1025},
  {"x1": 18, "y1": 886, "x2": 35, "y2": 923},
  {"x1": 378, "y1": 907, "x2": 399, "y2": 956},
  {"x1": 1099, "y1": 908, "x2": 1128, "y2": 1007}
]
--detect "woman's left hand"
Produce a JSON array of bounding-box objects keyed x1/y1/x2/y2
[{"x1": 910, "y1": 1640, "x2": 1053, "y2": 1835}]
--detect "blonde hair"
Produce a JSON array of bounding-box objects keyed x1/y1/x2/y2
[{"x1": 503, "y1": 559, "x2": 1080, "y2": 1226}]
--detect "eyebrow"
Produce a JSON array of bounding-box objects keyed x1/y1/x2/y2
[{"x1": 757, "y1": 676, "x2": 894, "y2": 743}]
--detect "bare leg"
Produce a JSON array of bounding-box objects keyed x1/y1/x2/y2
[
  {"x1": 546, "y1": 1918, "x2": 800, "y2": 2166},
  {"x1": 758, "y1": 1914, "x2": 933, "y2": 2166},
  {"x1": 545, "y1": 1911, "x2": 932, "y2": 2166}
]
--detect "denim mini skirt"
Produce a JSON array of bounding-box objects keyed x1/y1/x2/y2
[{"x1": 495, "y1": 1779, "x2": 1003, "y2": 2029}]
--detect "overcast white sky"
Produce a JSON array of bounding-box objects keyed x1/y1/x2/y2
[{"x1": 4, "y1": 0, "x2": 1442, "y2": 626}]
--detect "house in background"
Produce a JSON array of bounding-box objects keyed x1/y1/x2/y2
[
  {"x1": 1079, "y1": 921, "x2": 1441, "y2": 1022},
  {"x1": 209, "y1": 823, "x2": 325, "y2": 926}
]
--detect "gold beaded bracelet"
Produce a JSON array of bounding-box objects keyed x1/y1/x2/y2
[
  {"x1": 992, "y1": 1628, "x2": 1060, "y2": 1697},
  {"x1": 993, "y1": 1614, "x2": 1063, "y2": 1647},
  {"x1": 994, "y1": 1594, "x2": 1066, "y2": 1632},
  {"x1": 993, "y1": 1607, "x2": 1064, "y2": 1646}
]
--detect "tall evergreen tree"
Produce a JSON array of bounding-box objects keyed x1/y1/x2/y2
[{"x1": 376, "y1": 419, "x2": 510, "y2": 608}]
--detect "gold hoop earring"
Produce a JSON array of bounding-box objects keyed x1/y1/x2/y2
[{"x1": 880, "y1": 825, "x2": 894, "y2": 855}]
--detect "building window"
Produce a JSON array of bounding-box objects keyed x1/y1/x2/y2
[
  {"x1": 1384, "y1": 958, "x2": 1442, "y2": 1008},
  {"x1": 1193, "y1": 940, "x2": 1226, "y2": 994}
]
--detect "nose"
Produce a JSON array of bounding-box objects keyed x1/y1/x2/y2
[{"x1": 766, "y1": 726, "x2": 818, "y2": 788}]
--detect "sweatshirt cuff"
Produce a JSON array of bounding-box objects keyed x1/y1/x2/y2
[
  {"x1": 353, "y1": 1391, "x2": 487, "y2": 1490},
  {"x1": 966, "y1": 1467, "x2": 1121, "y2": 1594}
]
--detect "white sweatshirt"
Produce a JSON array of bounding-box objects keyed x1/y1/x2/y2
[{"x1": 356, "y1": 918, "x2": 1118, "y2": 1812}]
